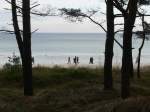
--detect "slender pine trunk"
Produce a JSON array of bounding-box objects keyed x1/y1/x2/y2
[
  {"x1": 121, "y1": 20, "x2": 132, "y2": 98},
  {"x1": 22, "y1": 0, "x2": 33, "y2": 96},
  {"x1": 104, "y1": 0, "x2": 114, "y2": 90},
  {"x1": 121, "y1": 0, "x2": 138, "y2": 99},
  {"x1": 137, "y1": 49, "x2": 142, "y2": 78},
  {"x1": 137, "y1": 15, "x2": 146, "y2": 79},
  {"x1": 11, "y1": 0, "x2": 23, "y2": 60}
]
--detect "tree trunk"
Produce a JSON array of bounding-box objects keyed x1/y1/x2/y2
[
  {"x1": 121, "y1": 0, "x2": 138, "y2": 99},
  {"x1": 121, "y1": 20, "x2": 133, "y2": 98},
  {"x1": 137, "y1": 48, "x2": 142, "y2": 78},
  {"x1": 104, "y1": 0, "x2": 114, "y2": 89},
  {"x1": 11, "y1": 0, "x2": 23, "y2": 60},
  {"x1": 137, "y1": 15, "x2": 146, "y2": 79},
  {"x1": 22, "y1": 0, "x2": 33, "y2": 96},
  {"x1": 137, "y1": 39, "x2": 145, "y2": 78}
]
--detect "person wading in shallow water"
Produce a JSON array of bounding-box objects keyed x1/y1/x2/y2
[
  {"x1": 89, "y1": 57, "x2": 94, "y2": 64},
  {"x1": 73, "y1": 56, "x2": 80, "y2": 65},
  {"x1": 67, "y1": 57, "x2": 71, "y2": 64},
  {"x1": 76, "y1": 56, "x2": 79, "y2": 64},
  {"x1": 73, "y1": 56, "x2": 77, "y2": 65}
]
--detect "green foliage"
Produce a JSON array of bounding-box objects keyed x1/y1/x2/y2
[
  {"x1": 3, "y1": 53, "x2": 21, "y2": 71},
  {"x1": 8, "y1": 52, "x2": 21, "y2": 66},
  {"x1": 60, "y1": 8, "x2": 82, "y2": 17},
  {"x1": 59, "y1": 8, "x2": 85, "y2": 22}
]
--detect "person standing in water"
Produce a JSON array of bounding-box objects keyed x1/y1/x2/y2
[
  {"x1": 76, "y1": 56, "x2": 79, "y2": 64},
  {"x1": 89, "y1": 57, "x2": 94, "y2": 64},
  {"x1": 67, "y1": 57, "x2": 71, "y2": 64},
  {"x1": 73, "y1": 56, "x2": 77, "y2": 65}
]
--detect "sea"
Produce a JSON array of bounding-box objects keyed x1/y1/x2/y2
[{"x1": 0, "y1": 33, "x2": 150, "y2": 67}]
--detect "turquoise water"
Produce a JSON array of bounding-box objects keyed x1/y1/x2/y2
[{"x1": 0, "y1": 33, "x2": 149, "y2": 66}]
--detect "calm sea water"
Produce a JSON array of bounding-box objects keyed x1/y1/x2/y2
[{"x1": 0, "y1": 33, "x2": 150, "y2": 66}]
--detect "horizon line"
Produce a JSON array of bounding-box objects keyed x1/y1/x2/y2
[{"x1": 35, "y1": 32, "x2": 105, "y2": 34}]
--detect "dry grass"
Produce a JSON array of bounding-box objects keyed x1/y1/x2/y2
[{"x1": 0, "y1": 66, "x2": 149, "y2": 112}]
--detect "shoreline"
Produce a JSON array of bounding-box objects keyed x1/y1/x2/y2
[
  {"x1": 1, "y1": 61, "x2": 150, "y2": 69},
  {"x1": 32, "y1": 63, "x2": 150, "y2": 69},
  {"x1": 32, "y1": 63, "x2": 103, "y2": 69}
]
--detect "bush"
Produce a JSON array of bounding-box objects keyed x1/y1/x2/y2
[
  {"x1": 8, "y1": 53, "x2": 21, "y2": 66},
  {"x1": 3, "y1": 63, "x2": 12, "y2": 70},
  {"x1": 3, "y1": 53, "x2": 22, "y2": 71}
]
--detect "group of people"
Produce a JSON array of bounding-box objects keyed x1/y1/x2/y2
[
  {"x1": 67, "y1": 56, "x2": 79, "y2": 64},
  {"x1": 67, "y1": 56, "x2": 94, "y2": 65}
]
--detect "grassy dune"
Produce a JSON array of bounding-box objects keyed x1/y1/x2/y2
[{"x1": 0, "y1": 66, "x2": 150, "y2": 112}]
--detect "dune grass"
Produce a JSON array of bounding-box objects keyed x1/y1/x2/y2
[{"x1": 0, "y1": 66, "x2": 150, "y2": 112}]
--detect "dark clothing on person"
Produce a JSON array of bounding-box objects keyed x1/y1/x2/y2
[
  {"x1": 73, "y1": 56, "x2": 77, "y2": 64},
  {"x1": 76, "y1": 57, "x2": 79, "y2": 64},
  {"x1": 89, "y1": 57, "x2": 94, "y2": 64}
]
